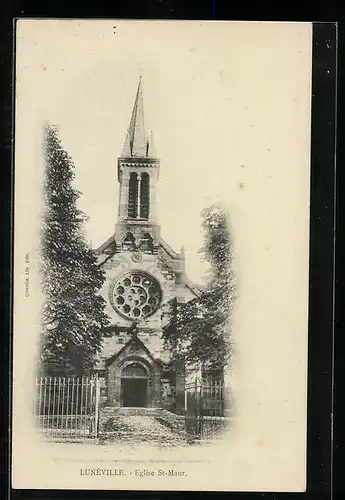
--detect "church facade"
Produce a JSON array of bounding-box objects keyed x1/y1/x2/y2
[{"x1": 94, "y1": 78, "x2": 200, "y2": 414}]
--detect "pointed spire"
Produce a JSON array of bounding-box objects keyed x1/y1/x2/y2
[
  {"x1": 121, "y1": 77, "x2": 156, "y2": 159},
  {"x1": 147, "y1": 130, "x2": 157, "y2": 158}
]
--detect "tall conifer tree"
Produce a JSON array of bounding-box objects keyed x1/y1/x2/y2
[{"x1": 40, "y1": 123, "x2": 110, "y2": 375}]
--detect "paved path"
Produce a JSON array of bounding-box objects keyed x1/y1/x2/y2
[{"x1": 99, "y1": 414, "x2": 186, "y2": 446}]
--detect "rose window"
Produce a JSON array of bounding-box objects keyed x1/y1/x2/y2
[{"x1": 111, "y1": 271, "x2": 162, "y2": 320}]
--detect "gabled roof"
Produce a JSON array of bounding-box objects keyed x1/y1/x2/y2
[
  {"x1": 104, "y1": 334, "x2": 160, "y2": 368},
  {"x1": 96, "y1": 235, "x2": 115, "y2": 255},
  {"x1": 94, "y1": 234, "x2": 202, "y2": 298},
  {"x1": 159, "y1": 237, "x2": 182, "y2": 260},
  {"x1": 121, "y1": 77, "x2": 157, "y2": 159},
  {"x1": 185, "y1": 279, "x2": 202, "y2": 298}
]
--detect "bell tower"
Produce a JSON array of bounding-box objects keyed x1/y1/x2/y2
[{"x1": 115, "y1": 77, "x2": 161, "y2": 254}]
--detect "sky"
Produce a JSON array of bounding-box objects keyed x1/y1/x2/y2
[{"x1": 16, "y1": 20, "x2": 311, "y2": 285}]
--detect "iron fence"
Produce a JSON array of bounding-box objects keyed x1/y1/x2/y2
[
  {"x1": 34, "y1": 376, "x2": 100, "y2": 439},
  {"x1": 185, "y1": 377, "x2": 228, "y2": 440}
]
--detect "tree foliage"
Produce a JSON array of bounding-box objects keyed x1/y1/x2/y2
[
  {"x1": 40, "y1": 123, "x2": 110, "y2": 376},
  {"x1": 163, "y1": 203, "x2": 236, "y2": 371}
]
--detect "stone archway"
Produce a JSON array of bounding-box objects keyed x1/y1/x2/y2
[
  {"x1": 120, "y1": 360, "x2": 149, "y2": 407},
  {"x1": 105, "y1": 335, "x2": 162, "y2": 408},
  {"x1": 107, "y1": 354, "x2": 161, "y2": 408}
]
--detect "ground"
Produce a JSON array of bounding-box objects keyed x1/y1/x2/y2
[{"x1": 99, "y1": 413, "x2": 187, "y2": 446}]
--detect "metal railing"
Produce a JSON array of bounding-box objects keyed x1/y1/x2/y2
[
  {"x1": 185, "y1": 377, "x2": 228, "y2": 440},
  {"x1": 34, "y1": 375, "x2": 100, "y2": 439}
]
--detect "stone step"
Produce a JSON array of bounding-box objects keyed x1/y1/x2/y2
[{"x1": 100, "y1": 406, "x2": 162, "y2": 417}]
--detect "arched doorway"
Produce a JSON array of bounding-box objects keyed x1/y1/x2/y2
[{"x1": 120, "y1": 361, "x2": 149, "y2": 407}]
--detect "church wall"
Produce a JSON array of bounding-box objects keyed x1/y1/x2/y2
[
  {"x1": 99, "y1": 251, "x2": 179, "y2": 331},
  {"x1": 96, "y1": 249, "x2": 191, "y2": 410}
]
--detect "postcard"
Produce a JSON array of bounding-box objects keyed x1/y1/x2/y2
[{"x1": 12, "y1": 19, "x2": 312, "y2": 491}]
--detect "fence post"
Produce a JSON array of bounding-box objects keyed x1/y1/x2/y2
[
  {"x1": 94, "y1": 374, "x2": 100, "y2": 438},
  {"x1": 184, "y1": 382, "x2": 188, "y2": 414},
  {"x1": 199, "y1": 377, "x2": 203, "y2": 437}
]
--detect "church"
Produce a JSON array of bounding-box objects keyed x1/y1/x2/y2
[{"x1": 94, "y1": 78, "x2": 201, "y2": 414}]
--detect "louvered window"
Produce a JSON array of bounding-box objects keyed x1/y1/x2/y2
[
  {"x1": 140, "y1": 172, "x2": 149, "y2": 219},
  {"x1": 128, "y1": 172, "x2": 138, "y2": 218}
]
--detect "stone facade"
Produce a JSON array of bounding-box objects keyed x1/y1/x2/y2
[{"x1": 95, "y1": 78, "x2": 199, "y2": 414}]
